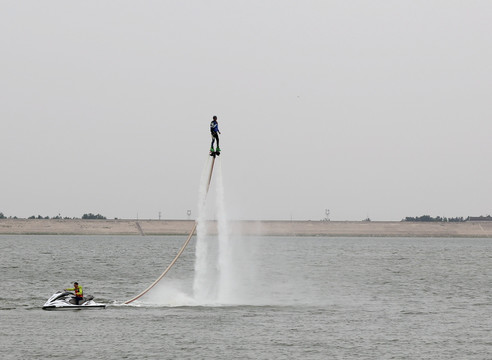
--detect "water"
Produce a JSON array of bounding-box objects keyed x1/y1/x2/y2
[{"x1": 1, "y1": 235, "x2": 491, "y2": 359}]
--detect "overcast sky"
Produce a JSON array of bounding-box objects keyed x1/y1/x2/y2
[{"x1": 1, "y1": 1, "x2": 491, "y2": 221}]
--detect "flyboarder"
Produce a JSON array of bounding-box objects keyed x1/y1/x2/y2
[{"x1": 210, "y1": 115, "x2": 221, "y2": 155}]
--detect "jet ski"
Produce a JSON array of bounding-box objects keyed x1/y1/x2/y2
[{"x1": 42, "y1": 291, "x2": 106, "y2": 310}]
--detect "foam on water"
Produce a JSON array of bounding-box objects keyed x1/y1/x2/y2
[{"x1": 138, "y1": 280, "x2": 197, "y2": 307}]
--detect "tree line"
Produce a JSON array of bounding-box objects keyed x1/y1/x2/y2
[
  {"x1": 402, "y1": 215, "x2": 466, "y2": 222},
  {"x1": 0, "y1": 213, "x2": 107, "y2": 220}
]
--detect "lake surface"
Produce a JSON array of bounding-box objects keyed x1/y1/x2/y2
[{"x1": 0, "y1": 235, "x2": 491, "y2": 359}]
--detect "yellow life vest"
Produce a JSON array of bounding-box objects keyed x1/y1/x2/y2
[{"x1": 66, "y1": 285, "x2": 83, "y2": 297}]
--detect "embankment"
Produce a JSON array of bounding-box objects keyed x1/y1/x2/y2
[{"x1": 1, "y1": 219, "x2": 492, "y2": 237}]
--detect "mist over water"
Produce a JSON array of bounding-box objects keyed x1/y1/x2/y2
[
  {"x1": 138, "y1": 156, "x2": 262, "y2": 307},
  {"x1": 193, "y1": 157, "x2": 251, "y2": 305},
  {"x1": 142, "y1": 155, "x2": 331, "y2": 307}
]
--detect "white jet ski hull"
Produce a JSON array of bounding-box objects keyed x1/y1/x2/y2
[
  {"x1": 42, "y1": 304, "x2": 106, "y2": 311},
  {"x1": 42, "y1": 291, "x2": 106, "y2": 311}
]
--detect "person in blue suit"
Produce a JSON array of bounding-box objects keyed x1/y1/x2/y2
[{"x1": 210, "y1": 115, "x2": 221, "y2": 153}]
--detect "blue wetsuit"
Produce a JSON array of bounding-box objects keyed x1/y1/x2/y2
[
  {"x1": 210, "y1": 120, "x2": 220, "y2": 149},
  {"x1": 210, "y1": 120, "x2": 219, "y2": 134}
]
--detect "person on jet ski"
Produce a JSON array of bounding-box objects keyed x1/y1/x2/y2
[{"x1": 64, "y1": 282, "x2": 83, "y2": 305}]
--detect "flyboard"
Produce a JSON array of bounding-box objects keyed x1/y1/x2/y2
[
  {"x1": 124, "y1": 150, "x2": 218, "y2": 304},
  {"x1": 210, "y1": 148, "x2": 220, "y2": 157}
]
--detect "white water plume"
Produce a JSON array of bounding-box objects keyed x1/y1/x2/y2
[
  {"x1": 192, "y1": 156, "x2": 217, "y2": 303},
  {"x1": 131, "y1": 156, "x2": 258, "y2": 307},
  {"x1": 215, "y1": 158, "x2": 234, "y2": 303},
  {"x1": 192, "y1": 156, "x2": 251, "y2": 305}
]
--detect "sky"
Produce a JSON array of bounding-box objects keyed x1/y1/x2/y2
[{"x1": 1, "y1": 1, "x2": 491, "y2": 221}]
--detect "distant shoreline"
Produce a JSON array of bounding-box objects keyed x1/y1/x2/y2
[{"x1": 1, "y1": 219, "x2": 492, "y2": 237}]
